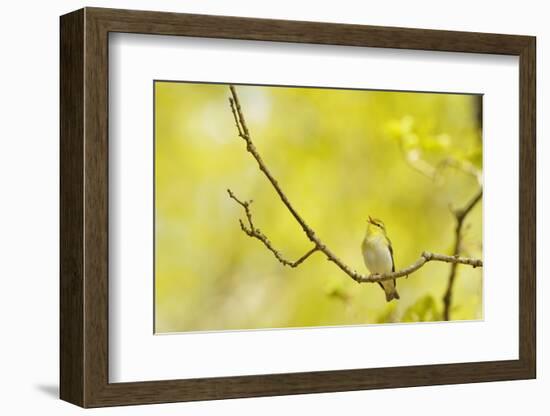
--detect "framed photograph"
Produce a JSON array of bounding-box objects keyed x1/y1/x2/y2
[{"x1": 60, "y1": 7, "x2": 536, "y2": 407}]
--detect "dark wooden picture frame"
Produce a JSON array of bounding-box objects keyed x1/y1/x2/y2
[{"x1": 60, "y1": 7, "x2": 536, "y2": 408}]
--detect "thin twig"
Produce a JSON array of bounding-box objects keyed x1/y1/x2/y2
[
  {"x1": 227, "y1": 189, "x2": 319, "y2": 267},
  {"x1": 436, "y1": 157, "x2": 483, "y2": 186},
  {"x1": 227, "y1": 85, "x2": 483, "y2": 286},
  {"x1": 399, "y1": 146, "x2": 439, "y2": 182}
]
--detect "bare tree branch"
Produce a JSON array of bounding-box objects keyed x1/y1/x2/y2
[
  {"x1": 399, "y1": 146, "x2": 440, "y2": 182},
  {"x1": 227, "y1": 85, "x2": 483, "y2": 287},
  {"x1": 442, "y1": 188, "x2": 483, "y2": 320},
  {"x1": 436, "y1": 157, "x2": 483, "y2": 186},
  {"x1": 227, "y1": 189, "x2": 319, "y2": 267},
  {"x1": 363, "y1": 251, "x2": 482, "y2": 282},
  {"x1": 392, "y1": 116, "x2": 483, "y2": 319},
  {"x1": 397, "y1": 130, "x2": 482, "y2": 187}
]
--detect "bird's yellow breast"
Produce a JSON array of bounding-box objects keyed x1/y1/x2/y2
[{"x1": 362, "y1": 235, "x2": 393, "y2": 274}]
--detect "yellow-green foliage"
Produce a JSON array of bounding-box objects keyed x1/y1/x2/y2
[{"x1": 155, "y1": 82, "x2": 482, "y2": 333}]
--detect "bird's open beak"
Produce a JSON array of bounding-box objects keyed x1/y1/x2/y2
[{"x1": 367, "y1": 215, "x2": 373, "y2": 224}]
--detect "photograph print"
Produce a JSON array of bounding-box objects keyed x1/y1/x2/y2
[{"x1": 154, "y1": 81, "x2": 483, "y2": 334}]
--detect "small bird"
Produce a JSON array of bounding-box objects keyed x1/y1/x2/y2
[{"x1": 361, "y1": 216, "x2": 400, "y2": 302}]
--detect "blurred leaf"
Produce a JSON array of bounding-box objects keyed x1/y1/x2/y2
[
  {"x1": 325, "y1": 282, "x2": 352, "y2": 305},
  {"x1": 376, "y1": 301, "x2": 398, "y2": 324},
  {"x1": 466, "y1": 146, "x2": 483, "y2": 169},
  {"x1": 421, "y1": 134, "x2": 451, "y2": 151},
  {"x1": 401, "y1": 295, "x2": 440, "y2": 322}
]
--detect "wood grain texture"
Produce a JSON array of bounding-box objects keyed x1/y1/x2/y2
[
  {"x1": 88, "y1": 7, "x2": 532, "y2": 54},
  {"x1": 83, "y1": 9, "x2": 111, "y2": 406},
  {"x1": 59, "y1": 8, "x2": 84, "y2": 406},
  {"x1": 59, "y1": 7, "x2": 537, "y2": 408},
  {"x1": 518, "y1": 38, "x2": 536, "y2": 376}
]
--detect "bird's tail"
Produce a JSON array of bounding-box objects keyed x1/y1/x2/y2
[{"x1": 385, "y1": 289, "x2": 400, "y2": 302}]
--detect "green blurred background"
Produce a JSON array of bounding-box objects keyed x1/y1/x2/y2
[{"x1": 154, "y1": 82, "x2": 482, "y2": 333}]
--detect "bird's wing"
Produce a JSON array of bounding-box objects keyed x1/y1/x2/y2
[
  {"x1": 386, "y1": 236, "x2": 395, "y2": 272},
  {"x1": 387, "y1": 236, "x2": 397, "y2": 289}
]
